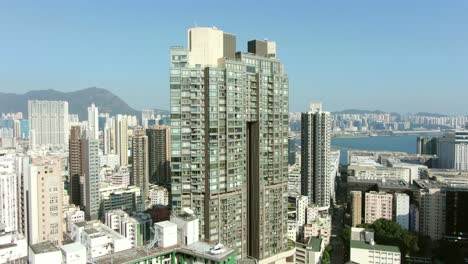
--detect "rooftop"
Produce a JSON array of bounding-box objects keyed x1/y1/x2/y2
[
  {"x1": 178, "y1": 241, "x2": 236, "y2": 262},
  {"x1": 30, "y1": 241, "x2": 60, "y2": 254},
  {"x1": 60, "y1": 242, "x2": 85, "y2": 253},
  {"x1": 350, "y1": 240, "x2": 400, "y2": 253}
]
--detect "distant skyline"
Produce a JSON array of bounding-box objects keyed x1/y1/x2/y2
[{"x1": 1, "y1": 1, "x2": 467, "y2": 114}]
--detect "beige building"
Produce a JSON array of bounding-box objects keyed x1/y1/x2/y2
[
  {"x1": 350, "y1": 227, "x2": 400, "y2": 264},
  {"x1": 25, "y1": 157, "x2": 64, "y2": 245},
  {"x1": 131, "y1": 129, "x2": 149, "y2": 207},
  {"x1": 364, "y1": 192, "x2": 392, "y2": 224},
  {"x1": 414, "y1": 180, "x2": 446, "y2": 240},
  {"x1": 350, "y1": 191, "x2": 362, "y2": 227},
  {"x1": 116, "y1": 117, "x2": 128, "y2": 166}
]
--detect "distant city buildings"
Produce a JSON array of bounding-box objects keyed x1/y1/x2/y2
[
  {"x1": 87, "y1": 103, "x2": 99, "y2": 140},
  {"x1": 146, "y1": 125, "x2": 171, "y2": 186}
]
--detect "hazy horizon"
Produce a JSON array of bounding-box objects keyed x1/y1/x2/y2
[{"x1": 1, "y1": 1, "x2": 467, "y2": 114}]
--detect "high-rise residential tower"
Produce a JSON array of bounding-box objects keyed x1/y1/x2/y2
[
  {"x1": 116, "y1": 117, "x2": 128, "y2": 166},
  {"x1": 131, "y1": 129, "x2": 149, "y2": 208},
  {"x1": 146, "y1": 125, "x2": 171, "y2": 185},
  {"x1": 0, "y1": 154, "x2": 18, "y2": 233},
  {"x1": 364, "y1": 192, "x2": 393, "y2": 224},
  {"x1": 28, "y1": 100, "x2": 69, "y2": 149},
  {"x1": 87, "y1": 103, "x2": 99, "y2": 140},
  {"x1": 69, "y1": 126, "x2": 82, "y2": 206},
  {"x1": 24, "y1": 157, "x2": 63, "y2": 245},
  {"x1": 170, "y1": 27, "x2": 289, "y2": 260},
  {"x1": 301, "y1": 102, "x2": 332, "y2": 208},
  {"x1": 81, "y1": 136, "x2": 100, "y2": 220},
  {"x1": 437, "y1": 130, "x2": 468, "y2": 171},
  {"x1": 350, "y1": 191, "x2": 362, "y2": 227}
]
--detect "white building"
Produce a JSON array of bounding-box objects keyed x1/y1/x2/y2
[
  {"x1": 394, "y1": 193, "x2": 410, "y2": 230},
  {"x1": 87, "y1": 103, "x2": 99, "y2": 140},
  {"x1": 364, "y1": 192, "x2": 393, "y2": 224},
  {"x1": 170, "y1": 210, "x2": 199, "y2": 246},
  {"x1": 149, "y1": 184, "x2": 169, "y2": 207},
  {"x1": 414, "y1": 180, "x2": 446, "y2": 240},
  {"x1": 28, "y1": 100, "x2": 69, "y2": 149},
  {"x1": 154, "y1": 221, "x2": 177, "y2": 248},
  {"x1": 99, "y1": 153, "x2": 120, "y2": 169},
  {"x1": 71, "y1": 221, "x2": 132, "y2": 262},
  {"x1": 0, "y1": 154, "x2": 18, "y2": 233},
  {"x1": 288, "y1": 165, "x2": 301, "y2": 196},
  {"x1": 438, "y1": 130, "x2": 468, "y2": 171},
  {"x1": 350, "y1": 227, "x2": 400, "y2": 264},
  {"x1": 64, "y1": 206, "x2": 85, "y2": 233},
  {"x1": 296, "y1": 196, "x2": 309, "y2": 235},
  {"x1": 29, "y1": 241, "x2": 62, "y2": 264},
  {"x1": 60, "y1": 242, "x2": 86, "y2": 264},
  {"x1": 301, "y1": 102, "x2": 332, "y2": 208},
  {"x1": 0, "y1": 231, "x2": 27, "y2": 263}
]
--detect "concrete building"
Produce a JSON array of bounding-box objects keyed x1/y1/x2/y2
[
  {"x1": 87, "y1": 103, "x2": 99, "y2": 140},
  {"x1": 394, "y1": 193, "x2": 410, "y2": 230},
  {"x1": 438, "y1": 130, "x2": 468, "y2": 171},
  {"x1": 28, "y1": 100, "x2": 69, "y2": 149},
  {"x1": 288, "y1": 164, "x2": 301, "y2": 196},
  {"x1": 295, "y1": 237, "x2": 324, "y2": 264},
  {"x1": 69, "y1": 126, "x2": 82, "y2": 206},
  {"x1": 115, "y1": 117, "x2": 128, "y2": 166},
  {"x1": 154, "y1": 221, "x2": 177, "y2": 248},
  {"x1": 149, "y1": 184, "x2": 169, "y2": 207},
  {"x1": 417, "y1": 136, "x2": 438, "y2": 155},
  {"x1": 29, "y1": 241, "x2": 62, "y2": 264},
  {"x1": 104, "y1": 210, "x2": 152, "y2": 247},
  {"x1": 64, "y1": 206, "x2": 85, "y2": 233},
  {"x1": 100, "y1": 185, "x2": 144, "y2": 215},
  {"x1": 81, "y1": 137, "x2": 100, "y2": 220},
  {"x1": 25, "y1": 157, "x2": 63, "y2": 245},
  {"x1": 0, "y1": 229, "x2": 27, "y2": 263},
  {"x1": 301, "y1": 102, "x2": 332, "y2": 208},
  {"x1": 348, "y1": 164, "x2": 411, "y2": 184},
  {"x1": 296, "y1": 196, "x2": 309, "y2": 235},
  {"x1": 60, "y1": 242, "x2": 86, "y2": 264},
  {"x1": 109, "y1": 166, "x2": 130, "y2": 186},
  {"x1": 131, "y1": 129, "x2": 149, "y2": 207},
  {"x1": 170, "y1": 27, "x2": 290, "y2": 260},
  {"x1": 0, "y1": 154, "x2": 18, "y2": 233},
  {"x1": 364, "y1": 192, "x2": 393, "y2": 224},
  {"x1": 71, "y1": 221, "x2": 132, "y2": 262},
  {"x1": 350, "y1": 227, "x2": 400, "y2": 264},
  {"x1": 170, "y1": 210, "x2": 199, "y2": 246},
  {"x1": 350, "y1": 191, "x2": 362, "y2": 227},
  {"x1": 413, "y1": 180, "x2": 446, "y2": 240},
  {"x1": 146, "y1": 125, "x2": 171, "y2": 185}
]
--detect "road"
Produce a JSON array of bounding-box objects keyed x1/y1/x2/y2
[{"x1": 330, "y1": 205, "x2": 345, "y2": 264}]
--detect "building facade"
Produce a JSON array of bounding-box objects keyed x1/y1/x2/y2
[
  {"x1": 146, "y1": 125, "x2": 171, "y2": 185},
  {"x1": 28, "y1": 100, "x2": 69, "y2": 149},
  {"x1": 170, "y1": 27, "x2": 289, "y2": 260},
  {"x1": 437, "y1": 130, "x2": 468, "y2": 171},
  {"x1": 364, "y1": 192, "x2": 393, "y2": 224},
  {"x1": 87, "y1": 103, "x2": 99, "y2": 140},
  {"x1": 131, "y1": 129, "x2": 149, "y2": 207},
  {"x1": 81, "y1": 137, "x2": 100, "y2": 220},
  {"x1": 301, "y1": 103, "x2": 332, "y2": 208},
  {"x1": 394, "y1": 193, "x2": 410, "y2": 230},
  {"x1": 350, "y1": 191, "x2": 362, "y2": 227},
  {"x1": 69, "y1": 126, "x2": 82, "y2": 206}
]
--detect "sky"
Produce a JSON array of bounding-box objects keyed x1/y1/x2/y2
[{"x1": 1, "y1": 0, "x2": 467, "y2": 114}]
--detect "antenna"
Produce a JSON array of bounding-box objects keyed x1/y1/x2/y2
[{"x1": 194, "y1": 20, "x2": 198, "y2": 27}]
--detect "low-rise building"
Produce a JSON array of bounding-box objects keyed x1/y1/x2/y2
[
  {"x1": 350, "y1": 227, "x2": 400, "y2": 264},
  {"x1": 29, "y1": 241, "x2": 62, "y2": 264},
  {"x1": 60, "y1": 242, "x2": 86, "y2": 264},
  {"x1": 295, "y1": 237, "x2": 324, "y2": 264}
]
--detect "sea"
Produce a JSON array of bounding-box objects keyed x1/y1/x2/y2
[{"x1": 331, "y1": 135, "x2": 418, "y2": 165}]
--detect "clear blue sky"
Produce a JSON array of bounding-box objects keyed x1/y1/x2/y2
[{"x1": 1, "y1": 0, "x2": 467, "y2": 114}]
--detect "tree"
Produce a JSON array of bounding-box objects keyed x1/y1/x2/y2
[{"x1": 322, "y1": 245, "x2": 333, "y2": 264}]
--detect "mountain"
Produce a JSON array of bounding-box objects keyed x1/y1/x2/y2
[{"x1": 0, "y1": 87, "x2": 140, "y2": 120}]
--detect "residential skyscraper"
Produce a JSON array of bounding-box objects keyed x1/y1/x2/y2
[
  {"x1": 0, "y1": 154, "x2": 18, "y2": 233},
  {"x1": 24, "y1": 157, "x2": 63, "y2": 245},
  {"x1": 116, "y1": 117, "x2": 128, "y2": 166},
  {"x1": 69, "y1": 126, "x2": 82, "y2": 206},
  {"x1": 131, "y1": 129, "x2": 149, "y2": 208},
  {"x1": 28, "y1": 100, "x2": 69, "y2": 149},
  {"x1": 87, "y1": 103, "x2": 99, "y2": 140},
  {"x1": 301, "y1": 102, "x2": 332, "y2": 208},
  {"x1": 146, "y1": 125, "x2": 171, "y2": 185},
  {"x1": 364, "y1": 192, "x2": 393, "y2": 224},
  {"x1": 81, "y1": 136, "x2": 100, "y2": 220},
  {"x1": 170, "y1": 27, "x2": 289, "y2": 260}
]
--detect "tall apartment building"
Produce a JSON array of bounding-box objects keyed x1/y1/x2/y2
[
  {"x1": 445, "y1": 190, "x2": 468, "y2": 238},
  {"x1": 87, "y1": 103, "x2": 99, "y2": 140},
  {"x1": 116, "y1": 117, "x2": 128, "y2": 166},
  {"x1": 416, "y1": 136, "x2": 438, "y2": 155},
  {"x1": 413, "y1": 181, "x2": 446, "y2": 240},
  {"x1": 24, "y1": 157, "x2": 63, "y2": 245},
  {"x1": 394, "y1": 193, "x2": 410, "y2": 230},
  {"x1": 350, "y1": 191, "x2": 362, "y2": 227},
  {"x1": 301, "y1": 102, "x2": 332, "y2": 208},
  {"x1": 437, "y1": 130, "x2": 468, "y2": 171},
  {"x1": 170, "y1": 27, "x2": 289, "y2": 260},
  {"x1": 146, "y1": 125, "x2": 171, "y2": 185},
  {"x1": 131, "y1": 129, "x2": 149, "y2": 208},
  {"x1": 28, "y1": 100, "x2": 69, "y2": 149},
  {"x1": 364, "y1": 192, "x2": 393, "y2": 224},
  {"x1": 0, "y1": 154, "x2": 18, "y2": 233},
  {"x1": 81, "y1": 137, "x2": 100, "y2": 220},
  {"x1": 69, "y1": 126, "x2": 82, "y2": 206}
]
